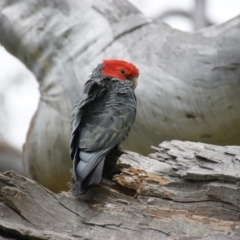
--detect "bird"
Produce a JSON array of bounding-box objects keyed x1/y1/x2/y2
[{"x1": 70, "y1": 59, "x2": 139, "y2": 194}]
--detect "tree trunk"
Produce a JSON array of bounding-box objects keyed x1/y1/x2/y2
[
  {"x1": 0, "y1": 0, "x2": 240, "y2": 192},
  {"x1": 0, "y1": 140, "x2": 239, "y2": 239},
  {"x1": 0, "y1": 141, "x2": 23, "y2": 175}
]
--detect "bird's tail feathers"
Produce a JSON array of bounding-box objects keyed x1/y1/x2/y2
[
  {"x1": 75, "y1": 149, "x2": 111, "y2": 195},
  {"x1": 76, "y1": 159, "x2": 104, "y2": 195},
  {"x1": 76, "y1": 149, "x2": 109, "y2": 181}
]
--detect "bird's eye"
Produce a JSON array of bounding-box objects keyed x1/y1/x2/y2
[{"x1": 120, "y1": 69, "x2": 125, "y2": 75}]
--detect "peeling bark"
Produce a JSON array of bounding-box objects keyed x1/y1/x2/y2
[{"x1": 0, "y1": 141, "x2": 239, "y2": 239}]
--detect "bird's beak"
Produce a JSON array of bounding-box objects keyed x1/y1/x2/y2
[{"x1": 130, "y1": 77, "x2": 138, "y2": 89}]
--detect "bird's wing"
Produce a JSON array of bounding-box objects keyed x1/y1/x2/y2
[
  {"x1": 70, "y1": 79, "x2": 106, "y2": 160},
  {"x1": 78, "y1": 80, "x2": 136, "y2": 152}
]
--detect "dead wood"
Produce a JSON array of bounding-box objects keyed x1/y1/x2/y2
[{"x1": 0, "y1": 140, "x2": 239, "y2": 240}]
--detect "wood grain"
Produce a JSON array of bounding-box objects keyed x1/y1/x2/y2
[{"x1": 0, "y1": 140, "x2": 239, "y2": 239}]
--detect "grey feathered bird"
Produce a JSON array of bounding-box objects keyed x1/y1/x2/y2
[{"x1": 70, "y1": 59, "x2": 139, "y2": 194}]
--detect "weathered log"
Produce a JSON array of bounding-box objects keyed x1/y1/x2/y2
[
  {"x1": 0, "y1": 140, "x2": 239, "y2": 240},
  {"x1": 1, "y1": 0, "x2": 240, "y2": 192}
]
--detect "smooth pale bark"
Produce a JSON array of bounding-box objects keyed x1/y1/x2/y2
[
  {"x1": 0, "y1": 0, "x2": 240, "y2": 191},
  {"x1": 0, "y1": 140, "x2": 239, "y2": 239},
  {"x1": 0, "y1": 141, "x2": 23, "y2": 175}
]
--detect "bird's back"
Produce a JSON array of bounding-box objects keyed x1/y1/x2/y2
[{"x1": 79, "y1": 80, "x2": 136, "y2": 149}]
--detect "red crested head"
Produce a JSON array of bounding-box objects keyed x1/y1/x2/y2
[{"x1": 102, "y1": 59, "x2": 139, "y2": 88}]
